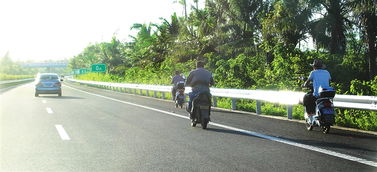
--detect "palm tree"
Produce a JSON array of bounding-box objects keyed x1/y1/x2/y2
[
  {"x1": 309, "y1": 0, "x2": 348, "y2": 55},
  {"x1": 348, "y1": 0, "x2": 377, "y2": 80},
  {"x1": 261, "y1": 0, "x2": 313, "y2": 54}
]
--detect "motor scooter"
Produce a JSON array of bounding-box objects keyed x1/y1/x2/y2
[
  {"x1": 303, "y1": 84, "x2": 336, "y2": 134},
  {"x1": 190, "y1": 91, "x2": 211, "y2": 129}
]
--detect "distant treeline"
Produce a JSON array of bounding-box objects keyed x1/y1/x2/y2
[{"x1": 0, "y1": 52, "x2": 69, "y2": 76}]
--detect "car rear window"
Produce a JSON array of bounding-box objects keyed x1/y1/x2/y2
[{"x1": 40, "y1": 75, "x2": 59, "y2": 80}]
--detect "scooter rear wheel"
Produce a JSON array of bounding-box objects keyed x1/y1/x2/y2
[
  {"x1": 322, "y1": 125, "x2": 330, "y2": 134},
  {"x1": 201, "y1": 117, "x2": 209, "y2": 129}
]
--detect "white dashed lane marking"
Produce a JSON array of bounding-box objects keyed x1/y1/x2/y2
[
  {"x1": 55, "y1": 125, "x2": 70, "y2": 140},
  {"x1": 46, "y1": 107, "x2": 53, "y2": 114}
]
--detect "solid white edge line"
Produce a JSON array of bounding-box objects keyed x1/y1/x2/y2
[
  {"x1": 55, "y1": 125, "x2": 71, "y2": 140},
  {"x1": 64, "y1": 85, "x2": 377, "y2": 168},
  {"x1": 46, "y1": 107, "x2": 53, "y2": 114}
]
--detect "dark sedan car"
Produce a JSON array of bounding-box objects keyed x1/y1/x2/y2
[{"x1": 35, "y1": 73, "x2": 62, "y2": 97}]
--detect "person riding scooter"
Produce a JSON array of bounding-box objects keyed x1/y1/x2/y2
[
  {"x1": 303, "y1": 59, "x2": 332, "y2": 115},
  {"x1": 185, "y1": 61, "x2": 214, "y2": 119},
  {"x1": 175, "y1": 80, "x2": 186, "y2": 108},
  {"x1": 171, "y1": 71, "x2": 185, "y2": 101}
]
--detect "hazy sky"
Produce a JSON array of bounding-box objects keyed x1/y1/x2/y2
[{"x1": 0, "y1": 0, "x2": 189, "y2": 61}]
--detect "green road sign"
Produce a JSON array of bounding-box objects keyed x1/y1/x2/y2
[
  {"x1": 73, "y1": 69, "x2": 80, "y2": 75},
  {"x1": 79, "y1": 68, "x2": 90, "y2": 74},
  {"x1": 91, "y1": 64, "x2": 106, "y2": 72}
]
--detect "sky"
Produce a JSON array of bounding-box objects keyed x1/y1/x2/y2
[{"x1": 0, "y1": 0, "x2": 190, "y2": 62}]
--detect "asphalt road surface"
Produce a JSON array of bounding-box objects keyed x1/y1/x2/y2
[{"x1": 1, "y1": 82, "x2": 376, "y2": 171}]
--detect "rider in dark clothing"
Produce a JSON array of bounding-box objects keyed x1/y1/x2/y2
[
  {"x1": 185, "y1": 61, "x2": 214, "y2": 117},
  {"x1": 171, "y1": 71, "x2": 185, "y2": 100}
]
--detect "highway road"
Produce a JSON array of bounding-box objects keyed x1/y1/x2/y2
[{"x1": 1, "y1": 82, "x2": 376, "y2": 171}]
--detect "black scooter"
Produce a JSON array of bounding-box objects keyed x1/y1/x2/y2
[{"x1": 190, "y1": 92, "x2": 212, "y2": 129}]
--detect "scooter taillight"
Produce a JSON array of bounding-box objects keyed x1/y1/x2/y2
[{"x1": 324, "y1": 101, "x2": 332, "y2": 107}]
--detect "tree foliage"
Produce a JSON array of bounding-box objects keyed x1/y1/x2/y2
[
  {"x1": 71, "y1": 0, "x2": 377, "y2": 130},
  {"x1": 71, "y1": 0, "x2": 376, "y2": 90}
]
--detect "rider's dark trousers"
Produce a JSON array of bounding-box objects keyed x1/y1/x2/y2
[{"x1": 303, "y1": 93, "x2": 317, "y2": 114}]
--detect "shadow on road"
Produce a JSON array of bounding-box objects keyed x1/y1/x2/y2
[
  {"x1": 330, "y1": 131, "x2": 377, "y2": 140},
  {"x1": 206, "y1": 126, "x2": 377, "y2": 154},
  {"x1": 36, "y1": 96, "x2": 85, "y2": 99}
]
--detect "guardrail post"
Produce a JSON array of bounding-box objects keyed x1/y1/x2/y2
[
  {"x1": 256, "y1": 100, "x2": 261, "y2": 115},
  {"x1": 213, "y1": 96, "x2": 217, "y2": 107},
  {"x1": 133, "y1": 89, "x2": 137, "y2": 94},
  {"x1": 162, "y1": 92, "x2": 165, "y2": 99},
  {"x1": 231, "y1": 98, "x2": 237, "y2": 110},
  {"x1": 146, "y1": 90, "x2": 150, "y2": 97},
  {"x1": 139, "y1": 89, "x2": 143, "y2": 95},
  {"x1": 154, "y1": 91, "x2": 157, "y2": 98},
  {"x1": 287, "y1": 105, "x2": 293, "y2": 119}
]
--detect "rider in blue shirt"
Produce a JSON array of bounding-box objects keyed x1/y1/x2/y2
[
  {"x1": 307, "y1": 68, "x2": 331, "y2": 97},
  {"x1": 303, "y1": 59, "x2": 331, "y2": 114}
]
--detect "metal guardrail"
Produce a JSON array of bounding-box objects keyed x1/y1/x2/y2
[{"x1": 67, "y1": 78, "x2": 377, "y2": 119}]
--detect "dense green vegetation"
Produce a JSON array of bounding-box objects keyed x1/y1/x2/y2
[{"x1": 71, "y1": 0, "x2": 377, "y2": 131}]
